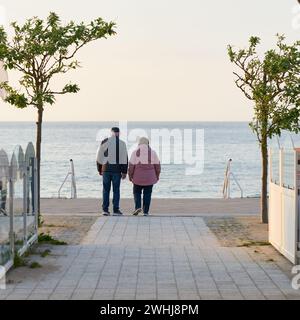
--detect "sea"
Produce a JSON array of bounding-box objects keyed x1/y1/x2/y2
[{"x1": 0, "y1": 121, "x2": 266, "y2": 199}]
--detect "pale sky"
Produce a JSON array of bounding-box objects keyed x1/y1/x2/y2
[{"x1": 0, "y1": 0, "x2": 299, "y2": 121}]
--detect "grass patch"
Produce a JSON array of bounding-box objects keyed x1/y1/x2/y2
[
  {"x1": 29, "y1": 261, "x2": 42, "y2": 269},
  {"x1": 38, "y1": 232, "x2": 67, "y2": 245},
  {"x1": 40, "y1": 249, "x2": 51, "y2": 258},
  {"x1": 238, "y1": 240, "x2": 270, "y2": 247},
  {"x1": 43, "y1": 224, "x2": 67, "y2": 228},
  {"x1": 13, "y1": 246, "x2": 45, "y2": 269},
  {"x1": 14, "y1": 253, "x2": 27, "y2": 268},
  {"x1": 14, "y1": 240, "x2": 24, "y2": 246}
]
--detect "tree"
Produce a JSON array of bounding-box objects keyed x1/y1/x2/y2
[
  {"x1": 0, "y1": 12, "x2": 116, "y2": 215},
  {"x1": 228, "y1": 35, "x2": 300, "y2": 223}
]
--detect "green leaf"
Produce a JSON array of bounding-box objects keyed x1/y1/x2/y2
[{"x1": 63, "y1": 83, "x2": 80, "y2": 93}]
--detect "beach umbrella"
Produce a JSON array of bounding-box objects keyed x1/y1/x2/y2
[{"x1": 0, "y1": 61, "x2": 8, "y2": 101}]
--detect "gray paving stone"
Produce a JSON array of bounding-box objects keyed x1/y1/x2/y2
[
  {"x1": 2, "y1": 216, "x2": 300, "y2": 300},
  {"x1": 6, "y1": 294, "x2": 31, "y2": 300},
  {"x1": 28, "y1": 294, "x2": 51, "y2": 300}
]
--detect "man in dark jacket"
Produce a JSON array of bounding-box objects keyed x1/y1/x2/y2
[{"x1": 96, "y1": 127, "x2": 128, "y2": 216}]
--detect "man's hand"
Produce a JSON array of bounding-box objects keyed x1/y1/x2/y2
[
  {"x1": 121, "y1": 173, "x2": 127, "y2": 180},
  {"x1": 99, "y1": 171, "x2": 103, "y2": 176}
]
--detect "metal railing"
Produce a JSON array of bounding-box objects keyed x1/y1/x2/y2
[
  {"x1": 58, "y1": 159, "x2": 77, "y2": 199},
  {"x1": 0, "y1": 143, "x2": 38, "y2": 272},
  {"x1": 222, "y1": 159, "x2": 243, "y2": 199}
]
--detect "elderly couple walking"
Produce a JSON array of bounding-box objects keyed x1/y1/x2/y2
[{"x1": 96, "y1": 127, "x2": 161, "y2": 216}]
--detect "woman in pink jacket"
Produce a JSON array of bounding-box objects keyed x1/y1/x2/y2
[{"x1": 128, "y1": 137, "x2": 161, "y2": 216}]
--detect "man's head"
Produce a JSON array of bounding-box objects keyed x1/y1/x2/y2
[{"x1": 111, "y1": 127, "x2": 120, "y2": 137}]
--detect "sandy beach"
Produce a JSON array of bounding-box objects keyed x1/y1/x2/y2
[{"x1": 41, "y1": 197, "x2": 260, "y2": 216}]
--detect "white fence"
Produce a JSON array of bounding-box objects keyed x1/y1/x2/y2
[
  {"x1": 269, "y1": 148, "x2": 299, "y2": 264},
  {"x1": 0, "y1": 142, "x2": 38, "y2": 273}
]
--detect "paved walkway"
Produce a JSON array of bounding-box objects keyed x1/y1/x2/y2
[{"x1": 1, "y1": 216, "x2": 300, "y2": 300}]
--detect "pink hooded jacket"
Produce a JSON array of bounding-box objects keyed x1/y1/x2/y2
[{"x1": 128, "y1": 144, "x2": 161, "y2": 186}]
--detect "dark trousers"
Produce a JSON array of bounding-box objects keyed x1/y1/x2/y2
[
  {"x1": 133, "y1": 184, "x2": 153, "y2": 214},
  {"x1": 102, "y1": 172, "x2": 121, "y2": 212}
]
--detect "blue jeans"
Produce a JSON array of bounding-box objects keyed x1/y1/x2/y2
[
  {"x1": 133, "y1": 184, "x2": 153, "y2": 214},
  {"x1": 102, "y1": 172, "x2": 122, "y2": 212}
]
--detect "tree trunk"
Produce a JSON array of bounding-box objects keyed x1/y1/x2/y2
[
  {"x1": 36, "y1": 107, "x2": 43, "y2": 220},
  {"x1": 261, "y1": 137, "x2": 268, "y2": 224}
]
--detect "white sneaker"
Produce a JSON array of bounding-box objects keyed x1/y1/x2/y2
[{"x1": 132, "y1": 208, "x2": 142, "y2": 216}]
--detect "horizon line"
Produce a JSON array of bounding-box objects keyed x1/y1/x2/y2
[{"x1": 0, "y1": 120, "x2": 251, "y2": 123}]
